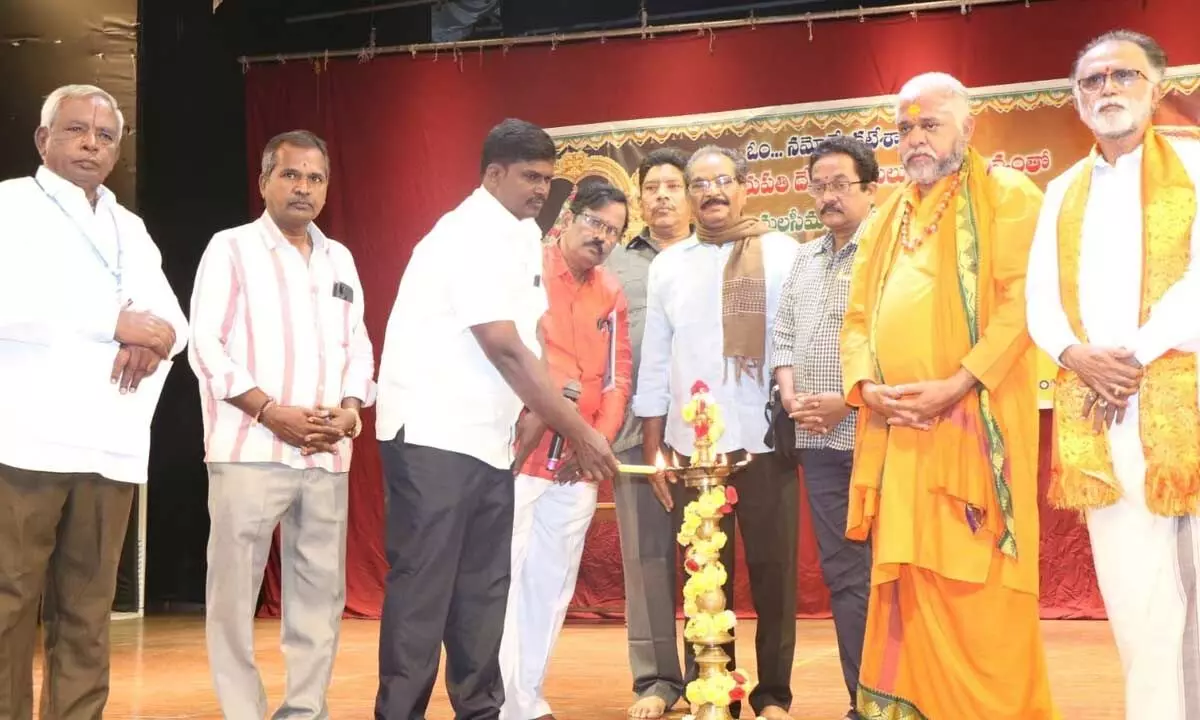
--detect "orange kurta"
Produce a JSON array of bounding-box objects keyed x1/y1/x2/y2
[
  {"x1": 519, "y1": 244, "x2": 633, "y2": 480},
  {"x1": 840, "y1": 149, "x2": 1058, "y2": 719}
]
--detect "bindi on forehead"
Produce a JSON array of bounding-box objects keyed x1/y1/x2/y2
[{"x1": 1082, "y1": 42, "x2": 1147, "y2": 72}]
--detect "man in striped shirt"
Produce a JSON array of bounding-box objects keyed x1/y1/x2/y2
[{"x1": 187, "y1": 130, "x2": 376, "y2": 720}]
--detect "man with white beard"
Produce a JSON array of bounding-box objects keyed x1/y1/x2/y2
[
  {"x1": 1027, "y1": 30, "x2": 1200, "y2": 718},
  {"x1": 843, "y1": 71, "x2": 1056, "y2": 719}
]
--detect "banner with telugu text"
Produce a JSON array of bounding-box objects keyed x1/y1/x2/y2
[{"x1": 543, "y1": 66, "x2": 1200, "y2": 409}]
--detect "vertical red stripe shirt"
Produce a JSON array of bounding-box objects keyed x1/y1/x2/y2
[
  {"x1": 518, "y1": 243, "x2": 632, "y2": 480},
  {"x1": 188, "y1": 212, "x2": 376, "y2": 473}
]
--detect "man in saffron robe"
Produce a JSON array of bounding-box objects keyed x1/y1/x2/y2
[
  {"x1": 1027, "y1": 31, "x2": 1200, "y2": 718},
  {"x1": 841, "y1": 72, "x2": 1058, "y2": 719}
]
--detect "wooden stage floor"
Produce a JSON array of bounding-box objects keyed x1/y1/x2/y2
[{"x1": 63, "y1": 616, "x2": 1121, "y2": 718}]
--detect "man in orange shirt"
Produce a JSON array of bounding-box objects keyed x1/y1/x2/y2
[{"x1": 498, "y1": 181, "x2": 633, "y2": 720}]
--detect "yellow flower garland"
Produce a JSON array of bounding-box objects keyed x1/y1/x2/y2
[{"x1": 676, "y1": 381, "x2": 758, "y2": 719}]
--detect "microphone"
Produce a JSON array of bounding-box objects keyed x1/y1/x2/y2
[{"x1": 546, "y1": 380, "x2": 583, "y2": 472}]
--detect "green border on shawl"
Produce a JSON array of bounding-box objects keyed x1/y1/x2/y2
[
  {"x1": 856, "y1": 684, "x2": 930, "y2": 720},
  {"x1": 955, "y1": 163, "x2": 1018, "y2": 559}
]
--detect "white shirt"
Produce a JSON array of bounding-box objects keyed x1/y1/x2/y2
[
  {"x1": 188, "y1": 213, "x2": 376, "y2": 474},
  {"x1": 0, "y1": 166, "x2": 188, "y2": 484},
  {"x1": 375, "y1": 187, "x2": 546, "y2": 470},
  {"x1": 633, "y1": 231, "x2": 798, "y2": 456},
  {"x1": 1026, "y1": 138, "x2": 1200, "y2": 367},
  {"x1": 1026, "y1": 138, "x2": 1200, "y2": 490}
]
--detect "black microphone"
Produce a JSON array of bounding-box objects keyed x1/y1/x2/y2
[{"x1": 546, "y1": 380, "x2": 583, "y2": 472}]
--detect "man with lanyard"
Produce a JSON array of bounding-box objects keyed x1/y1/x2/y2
[
  {"x1": 604, "y1": 147, "x2": 695, "y2": 720},
  {"x1": 1027, "y1": 30, "x2": 1200, "y2": 718},
  {"x1": 770, "y1": 135, "x2": 876, "y2": 720},
  {"x1": 0, "y1": 84, "x2": 187, "y2": 718}
]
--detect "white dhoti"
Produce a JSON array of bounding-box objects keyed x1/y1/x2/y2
[
  {"x1": 1087, "y1": 394, "x2": 1200, "y2": 719},
  {"x1": 499, "y1": 473, "x2": 598, "y2": 720}
]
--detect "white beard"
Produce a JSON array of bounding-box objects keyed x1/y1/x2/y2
[
  {"x1": 903, "y1": 139, "x2": 966, "y2": 185},
  {"x1": 1087, "y1": 96, "x2": 1152, "y2": 140}
]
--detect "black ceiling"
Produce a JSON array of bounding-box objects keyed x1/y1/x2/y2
[{"x1": 217, "y1": 0, "x2": 941, "y2": 58}]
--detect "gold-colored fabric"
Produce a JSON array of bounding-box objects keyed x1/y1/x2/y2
[
  {"x1": 840, "y1": 147, "x2": 1056, "y2": 717},
  {"x1": 696, "y1": 217, "x2": 771, "y2": 383},
  {"x1": 1051, "y1": 128, "x2": 1200, "y2": 516}
]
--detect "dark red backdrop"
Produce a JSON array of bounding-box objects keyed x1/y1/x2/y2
[{"x1": 246, "y1": 0, "x2": 1200, "y2": 621}]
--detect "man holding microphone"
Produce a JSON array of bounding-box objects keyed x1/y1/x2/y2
[
  {"x1": 374, "y1": 119, "x2": 619, "y2": 720},
  {"x1": 499, "y1": 180, "x2": 633, "y2": 720}
]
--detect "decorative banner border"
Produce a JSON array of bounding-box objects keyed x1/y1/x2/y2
[
  {"x1": 543, "y1": 65, "x2": 1200, "y2": 411},
  {"x1": 548, "y1": 64, "x2": 1200, "y2": 149}
]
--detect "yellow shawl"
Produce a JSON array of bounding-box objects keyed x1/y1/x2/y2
[{"x1": 1051, "y1": 128, "x2": 1200, "y2": 516}]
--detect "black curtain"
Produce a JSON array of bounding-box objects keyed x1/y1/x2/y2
[{"x1": 137, "y1": 0, "x2": 247, "y2": 610}]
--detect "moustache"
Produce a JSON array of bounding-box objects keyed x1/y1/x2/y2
[
  {"x1": 701, "y1": 197, "x2": 729, "y2": 210},
  {"x1": 820, "y1": 203, "x2": 841, "y2": 215},
  {"x1": 902, "y1": 149, "x2": 937, "y2": 164},
  {"x1": 1094, "y1": 98, "x2": 1130, "y2": 113}
]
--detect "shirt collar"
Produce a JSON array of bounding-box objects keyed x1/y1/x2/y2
[
  {"x1": 627, "y1": 229, "x2": 658, "y2": 252},
  {"x1": 257, "y1": 210, "x2": 331, "y2": 253},
  {"x1": 814, "y1": 213, "x2": 870, "y2": 256},
  {"x1": 469, "y1": 186, "x2": 545, "y2": 247},
  {"x1": 470, "y1": 186, "x2": 523, "y2": 228},
  {"x1": 1094, "y1": 143, "x2": 1144, "y2": 172},
  {"x1": 36, "y1": 165, "x2": 113, "y2": 208},
  {"x1": 628, "y1": 224, "x2": 696, "y2": 253}
]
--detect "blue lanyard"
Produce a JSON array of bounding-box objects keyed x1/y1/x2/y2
[{"x1": 33, "y1": 177, "x2": 124, "y2": 293}]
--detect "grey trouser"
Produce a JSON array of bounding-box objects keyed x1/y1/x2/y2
[
  {"x1": 612, "y1": 447, "x2": 684, "y2": 707},
  {"x1": 205, "y1": 462, "x2": 349, "y2": 720},
  {"x1": 798, "y1": 448, "x2": 870, "y2": 711}
]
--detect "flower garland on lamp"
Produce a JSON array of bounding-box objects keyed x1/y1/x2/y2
[{"x1": 675, "y1": 381, "x2": 760, "y2": 720}]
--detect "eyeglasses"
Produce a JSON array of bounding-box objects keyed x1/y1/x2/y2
[
  {"x1": 807, "y1": 180, "x2": 867, "y2": 197},
  {"x1": 688, "y1": 175, "x2": 739, "y2": 195},
  {"x1": 579, "y1": 213, "x2": 621, "y2": 239},
  {"x1": 1077, "y1": 68, "x2": 1148, "y2": 94}
]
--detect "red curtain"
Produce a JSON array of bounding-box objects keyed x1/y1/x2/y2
[{"x1": 248, "y1": 0, "x2": 1200, "y2": 620}]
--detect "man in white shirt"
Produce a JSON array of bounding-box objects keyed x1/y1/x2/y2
[
  {"x1": 0, "y1": 84, "x2": 187, "y2": 719},
  {"x1": 188, "y1": 130, "x2": 376, "y2": 720},
  {"x1": 634, "y1": 145, "x2": 800, "y2": 720},
  {"x1": 606, "y1": 148, "x2": 695, "y2": 720},
  {"x1": 1026, "y1": 30, "x2": 1200, "y2": 719},
  {"x1": 373, "y1": 118, "x2": 619, "y2": 720}
]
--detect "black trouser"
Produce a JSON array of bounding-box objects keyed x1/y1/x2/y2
[
  {"x1": 799, "y1": 448, "x2": 871, "y2": 713},
  {"x1": 375, "y1": 431, "x2": 515, "y2": 720},
  {"x1": 670, "y1": 447, "x2": 799, "y2": 716}
]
